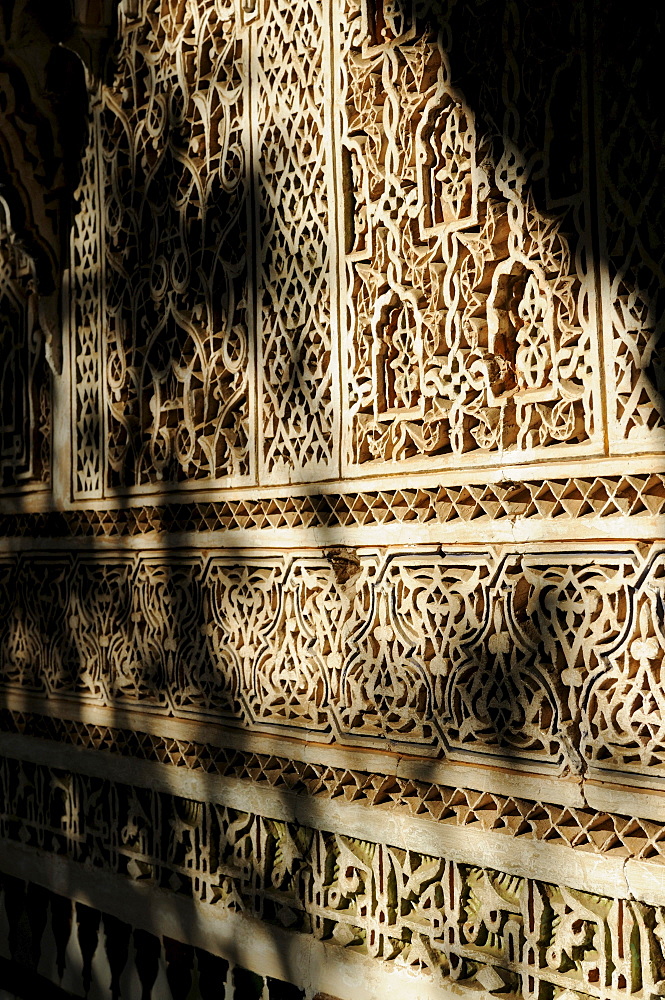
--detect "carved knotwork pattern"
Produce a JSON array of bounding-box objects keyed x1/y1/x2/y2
[
  {"x1": 340, "y1": 0, "x2": 598, "y2": 470},
  {"x1": 256, "y1": 0, "x2": 338, "y2": 479},
  {"x1": 72, "y1": 104, "x2": 104, "y2": 497},
  {"x1": 0, "y1": 545, "x2": 661, "y2": 778}
]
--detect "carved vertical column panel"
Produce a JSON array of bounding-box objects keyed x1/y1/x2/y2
[
  {"x1": 254, "y1": 0, "x2": 340, "y2": 483},
  {"x1": 593, "y1": 3, "x2": 665, "y2": 455},
  {"x1": 0, "y1": 202, "x2": 51, "y2": 492},
  {"x1": 73, "y1": 0, "x2": 254, "y2": 499},
  {"x1": 71, "y1": 95, "x2": 103, "y2": 499}
]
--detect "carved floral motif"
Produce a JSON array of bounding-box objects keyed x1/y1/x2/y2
[
  {"x1": 0, "y1": 546, "x2": 662, "y2": 781},
  {"x1": 3, "y1": 753, "x2": 665, "y2": 999}
]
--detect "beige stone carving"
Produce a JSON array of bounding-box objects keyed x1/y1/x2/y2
[
  {"x1": 0, "y1": 544, "x2": 662, "y2": 786},
  {"x1": 339, "y1": 0, "x2": 598, "y2": 471},
  {"x1": 63, "y1": 0, "x2": 661, "y2": 504},
  {"x1": 0, "y1": 0, "x2": 663, "y2": 997},
  {"x1": 4, "y1": 748, "x2": 665, "y2": 998}
]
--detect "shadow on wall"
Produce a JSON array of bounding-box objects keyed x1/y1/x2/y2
[{"x1": 0, "y1": 0, "x2": 663, "y2": 997}]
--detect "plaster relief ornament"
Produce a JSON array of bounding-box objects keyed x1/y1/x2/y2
[{"x1": 0, "y1": 0, "x2": 661, "y2": 998}]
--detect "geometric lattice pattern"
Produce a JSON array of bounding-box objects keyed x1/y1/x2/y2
[
  {"x1": 68, "y1": 0, "x2": 662, "y2": 497},
  {"x1": 0, "y1": 0, "x2": 664, "y2": 998}
]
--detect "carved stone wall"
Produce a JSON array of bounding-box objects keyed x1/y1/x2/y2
[{"x1": 0, "y1": 0, "x2": 663, "y2": 997}]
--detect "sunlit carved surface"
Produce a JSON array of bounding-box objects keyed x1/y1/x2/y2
[
  {"x1": 0, "y1": 0, "x2": 663, "y2": 996},
  {"x1": 256, "y1": 0, "x2": 338, "y2": 480},
  {"x1": 0, "y1": 544, "x2": 662, "y2": 785},
  {"x1": 3, "y1": 745, "x2": 665, "y2": 998},
  {"x1": 340, "y1": 0, "x2": 598, "y2": 471},
  {"x1": 8, "y1": 707, "x2": 665, "y2": 862},
  {"x1": 71, "y1": 0, "x2": 662, "y2": 498}
]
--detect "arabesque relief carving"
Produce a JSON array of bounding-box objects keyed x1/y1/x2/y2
[
  {"x1": 100, "y1": 0, "x2": 252, "y2": 489},
  {"x1": 339, "y1": 0, "x2": 598, "y2": 470},
  {"x1": 3, "y1": 753, "x2": 665, "y2": 1000},
  {"x1": 0, "y1": 545, "x2": 661, "y2": 784},
  {"x1": 66, "y1": 0, "x2": 663, "y2": 501},
  {"x1": 0, "y1": 0, "x2": 663, "y2": 996},
  {"x1": 69, "y1": 0, "x2": 664, "y2": 498}
]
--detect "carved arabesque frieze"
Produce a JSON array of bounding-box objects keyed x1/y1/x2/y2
[
  {"x1": 0, "y1": 544, "x2": 663, "y2": 784},
  {"x1": 3, "y1": 752, "x2": 665, "y2": 999}
]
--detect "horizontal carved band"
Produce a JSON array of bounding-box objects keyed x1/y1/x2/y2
[
  {"x1": 0, "y1": 544, "x2": 663, "y2": 781},
  {"x1": 2, "y1": 472, "x2": 665, "y2": 533},
  {"x1": 3, "y1": 711, "x2": 665, "y2": 864},
  {"x1": 1, "y1": 751, "x2": 664, "y2": 999}
]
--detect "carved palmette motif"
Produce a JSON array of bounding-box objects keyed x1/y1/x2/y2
[
  {"x1": 4, "y1": 752, "x2": 665, "y2": 1000},
  {"x1": 1, "y1": 545, "x2": 663, "y2": 780}
]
